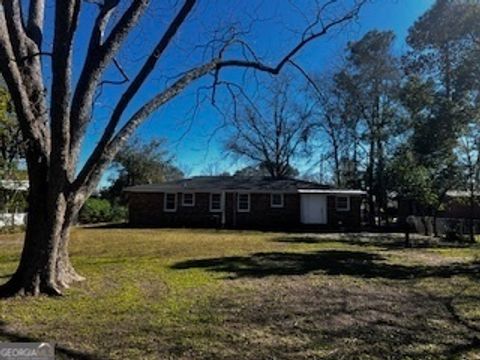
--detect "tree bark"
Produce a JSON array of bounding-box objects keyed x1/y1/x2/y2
[
  {"x1": 469, "y1": 186, "x2": 475, "y2": 243},
  {"x1": 55, "y1": 202, "x2": 85, "y2": 288},
  {"x1": 367, "y1": 137, "x2": 376, "y2": 227},
  {"x1": 0, "y1": 162, "x2": 83, "y2": 297},
  {"x1": 433, "y1": 210, "x2": 439, "y2": 238}
]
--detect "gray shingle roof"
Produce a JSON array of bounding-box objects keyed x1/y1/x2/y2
[{"x1": 124, "y1": 176, "x2": 335, "y2": 193}]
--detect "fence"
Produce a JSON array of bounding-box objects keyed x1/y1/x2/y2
[
  {"x1": 410, "y1": 216, "x2": 480, "y2": 236},
  {"x1": 0, "y1": 212, "x2": 27, "y2": 228}
]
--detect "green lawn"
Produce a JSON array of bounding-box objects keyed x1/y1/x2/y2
[{"x1": 0, "y1": 229, "x2": 479, "y2": 359}]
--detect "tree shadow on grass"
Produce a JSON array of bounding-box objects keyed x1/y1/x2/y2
[
  {"x1": 171, "y1": 249, "x2": 480, "y2": 280},
  {"x1": 274, "y1": 234, "x2": 477, "y2": 250},
  {"x1": 170, "y1": 254, "x2": 480, "y2": 360},
  {"x1": 0, "y1": 321, "x2": 104, "y2": 360}
]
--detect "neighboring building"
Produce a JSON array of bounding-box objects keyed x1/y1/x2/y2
[
  {"x1": 398, "y1": 190, "x2": 480, "y2": 219},
  {"x1": 125, "y1": 176, "x2": 365, "y2": 230},
  {"x1": 398, "y1": 190, "x2": 480, "y2": 234}
]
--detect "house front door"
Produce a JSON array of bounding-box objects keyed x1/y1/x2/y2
[{"x1": 301, "y1": 194, "x2": 327, "y2": 224}]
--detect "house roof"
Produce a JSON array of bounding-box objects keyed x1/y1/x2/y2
[{"x1": 124, "y1": 176, "x2": 366, "y2": 195}]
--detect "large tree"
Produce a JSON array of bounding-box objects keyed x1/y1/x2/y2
[
  {"x1": 329, "y1": 30, "x2": 401, "y2": 224},
  {"x1": 0, "y1": 0, "x2": 366, "y2": 296},
  {"x1": 399, "y1": 0, "x2": 480, "y2": 234},
  {"x1": 226, "y1": 79, "x2": 314, "y2": 178},
  {"x1": 308, "y1": 75, "x2": 363, "y2": 187}
]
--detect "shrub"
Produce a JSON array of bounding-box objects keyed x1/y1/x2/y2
[
  {"x1": 79, "y1": 198, "x2": 128, "y2": 224},
  {"x1": 79, "y1": 198, "x2": 112, "y2": 224},
  {"x1": 111, "y1": 204, "x2": 128, "y2": 222}
]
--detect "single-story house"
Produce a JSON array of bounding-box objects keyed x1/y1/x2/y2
[{"x1": 125, "y1": 176, "x2": 366, "y2": 230}]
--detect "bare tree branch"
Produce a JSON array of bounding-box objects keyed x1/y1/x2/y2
[
  {"x1": 74, "y1": 60, "x2": 218, "y2": 194},
  {"x1": 3, "y1": 0, "x2": 31, "y2": 62},
  {"x1": 69, "y1": 0, "x2": 150, "y2": 164},
  {"x1": 49, "y1": 0, "x2": 82, "y2": 179},
  {"x1": 0, "y1": 8, "x2": 49, "y2": 157},
  {"x1": 217, "y1": 0, "x2": 366, "y2": 75},
  {"x1": 27, "y1": 0, "x2": 44, "y2": 47}
]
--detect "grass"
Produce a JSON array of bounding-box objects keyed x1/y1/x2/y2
[{"x1": 0, "y1": 229, "x2": 479, "y2": 359}]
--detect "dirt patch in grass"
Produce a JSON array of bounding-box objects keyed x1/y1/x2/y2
[{"x1": 185, "y1": 276, "x2": 480, "y2": 360}]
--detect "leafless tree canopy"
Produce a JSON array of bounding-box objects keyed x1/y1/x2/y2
[{"x1": 226, "y1": 78, "x2": 314, "y2": 178}]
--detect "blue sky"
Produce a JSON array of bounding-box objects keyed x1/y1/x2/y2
[{"x1": 57, "y1": 0, "x2": 435, "y2": 185}]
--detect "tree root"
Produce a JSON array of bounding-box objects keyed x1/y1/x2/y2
[{"x1": 0, "y1": 274, "x2": 64, "y2": 298}]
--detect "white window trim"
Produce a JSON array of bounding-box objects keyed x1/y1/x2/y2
[
  {"x1": 336, "y1": 196, "x2": 350, "y2": 212},
  {"x1": 182, "y1": 192, "x2": 195, "y2": 207},
  {"x1": 237, "y1": 193, "x2": 250, "y2": 212},
  {"x1": 270, "y1": 193, "x2": 284, "y2": 208},
  {"x1": 163, "y1": 193, "x2": 177, "y2": 212},
  {"x1": 210, "y1": 193, "x2": 223, "y2": 212}
]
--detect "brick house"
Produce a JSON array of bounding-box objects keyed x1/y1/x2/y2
[{"x1": 125, "y1": 176, "x2": 366, "y2": 230}]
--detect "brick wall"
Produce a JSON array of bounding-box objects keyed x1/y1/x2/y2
[
  {"x1": 128, "y1": 191, "x2": 362, "y2": 229},
  {"x1": 128, "y1": 192, "x2": 223, "y2": 228},
  {"x1": 228, "y1": 193, "x2": 301, "y2": 229},
  {"x1": 326, "y1": 195, "x2": 362, "y2": 228}
]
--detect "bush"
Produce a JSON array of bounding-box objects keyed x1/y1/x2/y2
[
  {"x1": 111, "y1": 204, "x2": 128, "y2": 222},
  {"x1": 79, "y1": 198, "x2": 127, "y2": 224}
]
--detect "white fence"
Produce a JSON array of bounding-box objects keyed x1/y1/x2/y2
[{"x1": 0, "y1": 213, "x2": 27, "y2": 228}]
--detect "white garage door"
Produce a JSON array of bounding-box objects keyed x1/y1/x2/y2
[{"x1": 301, "y1": 194, "x2": 327, "y2": 224}]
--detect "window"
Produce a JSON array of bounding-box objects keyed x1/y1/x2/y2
[
  {"x1": 271, "y1": 193, "x2": 284, "y2": 208},
  {"x1": 336, "y1": 196, "x2": 350, "y2": 211},
  {"x1": 182, "y1": 193, "x2": 195, "y2": 207},
  {"x1": 237, "y1": 193, "x2": 250, "y2": 212},
  {"x1": 210, "y1": 193, "x2": 222, "y2": 212},
  {"x1": 164, "y1": 193, "x2": 177, "y2": 212}
]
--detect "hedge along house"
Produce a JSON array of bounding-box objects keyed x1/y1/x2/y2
[{"x1": 125, "y1": 176, "x2": 366, "y2": 230}]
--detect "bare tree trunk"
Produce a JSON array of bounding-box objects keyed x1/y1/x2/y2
[
  {"x1": 0, "y1": 158, "x2": 84, "y2": 297},
  {"x1": 433, "y1": 210, "x2": 439, "y2": 238},
  {"x1": 333, "y1": 137, "x2": 341, "y2": 187},
  {"x1": 55, "y1": 202, "x2": 85, "y2": 288},
  {"x1": 469, "y1": 185, "x2": 475, "y2": 243},
  {"x1": 376, "y1": 138, "x2": 387, "y2": 226},
  {"x1": 367, "y1": 138, "x2": 376, "y2": 227},
  {"x1": 405, "y1": 228, "x2": 411, "y2": 248},
  {"x1": 0, "y1": 169, "x2": 52, "y2": 296},
  {"x1": 421, "y1": 215, "x2": 431, "y2": 236}
]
